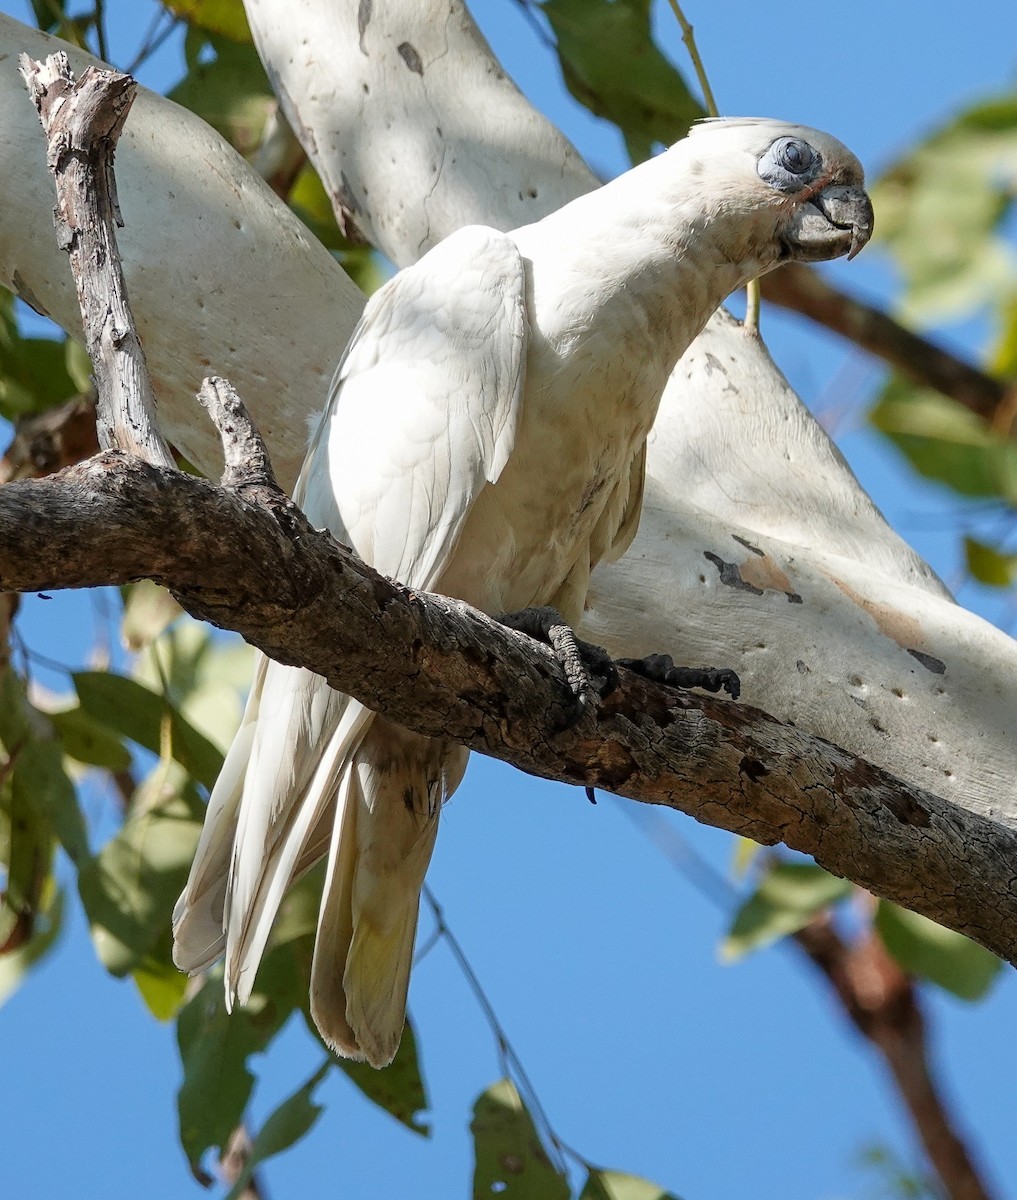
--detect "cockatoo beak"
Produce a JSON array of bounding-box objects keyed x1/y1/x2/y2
[{"x1": 782, "y1": 183, "x2": 874, "y2": 262}]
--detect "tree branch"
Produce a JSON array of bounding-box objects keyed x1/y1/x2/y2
[
  {"x1": 19, "y1": 52, "x2": 174, "y2": 468},
  {"x1": 1, "y1": 449, "x2": 1016, "y2": 967},
  {"x1": 761, "y1": 263, "x2": 1009, "y2": 422},
  {"x1": 796, "y1": 914, "x2": 997, "y2": 1200}
]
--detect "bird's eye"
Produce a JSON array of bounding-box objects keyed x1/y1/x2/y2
[{"x1": 774, "y1": 137, "x2": 816, "y2": 175}]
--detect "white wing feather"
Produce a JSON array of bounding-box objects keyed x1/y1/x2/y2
[{"x1": 174, "y1": 227, "x2": 527, "y2": 1053}]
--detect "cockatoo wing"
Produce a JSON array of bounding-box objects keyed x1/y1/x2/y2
[{"x1": 174, "y1": 227, "x2": 527, "y2": 1050}]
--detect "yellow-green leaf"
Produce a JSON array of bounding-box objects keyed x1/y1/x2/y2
[
  {"x1": 581, "y1": 1168, "x2": 683, "y2": 1200},
  {"x1": 963, "y1": 536, "x2": 1017, "y2": 587},
  {"x1": 163, "y1": 0, "x2": 252, "y2": 41},
  {"x1": 722, "y1": 862, "x2": 851, "y2": 961},
  {"x1": 876, "y1": 902, "x2": 1003, "y2": 1001}
]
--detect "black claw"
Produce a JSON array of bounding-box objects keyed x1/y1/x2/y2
[
  {"x1": 497, "y1": 606, "x2": 615, "y2": 723},
  {"x1": 617, "y1": 653, "x2": 741, "y2": 700},
  {"x1": 585, "y1": 786, "x2": 598, "y2": 805}
]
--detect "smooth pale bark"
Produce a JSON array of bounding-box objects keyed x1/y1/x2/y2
[
  {"x1": 0, "y1": 14, "x2": 355, "y2": 489},
  {"x1": 1, "y1": 9, "x2": 1015, "y2": 939}
]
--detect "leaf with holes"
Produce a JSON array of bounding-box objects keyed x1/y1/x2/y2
[{"x1": 471, "y1": 1079, "x2": 569, "y2": 1200}]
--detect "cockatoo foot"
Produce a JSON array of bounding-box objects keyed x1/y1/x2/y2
[
  {"x1": 617, "y1": 653, "x2": 741, "y2": 701},
  {"x1": 497, "y1": 605, "x2": 617, "y2": 722}
]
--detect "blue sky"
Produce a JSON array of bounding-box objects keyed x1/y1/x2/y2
[{"x1": 2, "y1": 2, "x2": 1016, "y2": 1198}]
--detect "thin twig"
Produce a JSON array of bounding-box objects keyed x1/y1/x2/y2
[
  {"x1": 19, "y1": 52, "x2": 175, "y2": 468},
  {"x1": 421, "y1": 887, "x2": 590, "y2": 1177},
  {"x1": 665, "y1": 0, "x2": 762, "y2": 330},
  {"x1": 761, "y1": 263, "x2": 1009, "y2": 422},
  {"x1": 92, "y1": 0, "x2": 109, "y2": 65},
  {"x1": 664, "y1": 0, "x2": 718, "y2": 118}
]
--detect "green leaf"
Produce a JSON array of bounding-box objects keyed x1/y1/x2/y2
[
  {"x1": 133, "y1": 623, "x2": 250, "y2": 756},
  {"x1": 169, "y1": 34, "x2": 274, "y2": 157},
  {"x1": 133, "y1": 950, "x2": 190, "y2": 1020},
  {"x1": 471, "y1": 1079, "x2": 570, "y2": 1200},
  {"x1": 870, "y1": 374, "x2": 1017, "y2": 501},
  {"x1": 541, "y1": 0, "x2": 703, "y2": 165},
  {"x1": 581, "y1": 1169, "x2": 683, "y2": 1200},
  {"x1": 0, "y1": 292, "x2": 77, "y2": 419},
  {"x1": 875, "y1": 902, "x2": 1003, "y2": 1001},
  {"x1": 963, "y1": 535, "x2": 1017, "y2": 587},
  {"x1": 63, "y1": 337, "x2": 93, "y2": 393},
  {"x1": 73, "y1": 670, "x2": 224, "y2": 789},
  {"x1": 0, "y1": 665, "x2": 31, "y2": 752},
  {"x1": 224, "y1": 1061, "x2": 331, "y2": 1200},
  {"x1": 337, "y1": 1018, "x2": 431, "y2": 1136},
  {"x1": 721, "y1": 862, "x2": 852, "y2": 961},
  {"x1": 0, "y1": 888, "x2": 64, "y2": 1008},
  {"x1": 49, "y1": 705, "x2": 132, "y2": 771},
  {"x1": 872, "y1": 92, "x2": 1017, "y2": 321},
  {"x1": 13, "y1": 737, "x2": 90, "y2": 867},
  {"x1": 164, "y1": 0, "x2": 252, "y2": 41},
  {"x1": 177, "y1": 973, "x2": 265, "y2": 1172},
  {"x1": 78, "y1": 779, "x2": 203, "y2": 975},
  {"x1": 121, "y1": 580, "x2": 184, "y2": 652}
]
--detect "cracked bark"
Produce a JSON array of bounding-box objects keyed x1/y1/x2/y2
[{"x1": 2, "y1": 451, "x2": 1016, "y2": 967}]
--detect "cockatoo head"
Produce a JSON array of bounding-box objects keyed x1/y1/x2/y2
[{"x1": 682, "y1": 117, "x2": 873, "y2": 267}]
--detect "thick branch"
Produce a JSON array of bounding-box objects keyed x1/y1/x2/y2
[
  {"x1": 1, "y1": 457, "x2": 1016, "y2": 966},
  {"x1": 19, "y1": 53, "x2": 174, "y2": 469},
  {"x1": 761, "y1": 264, "x2": 1008, "y2": 421},
  {"x1": 796, "y1": 915, "x2": 996, "y2": 1200}
]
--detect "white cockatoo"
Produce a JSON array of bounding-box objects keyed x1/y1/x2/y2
[{"x1": 173, "y1": 119, "x2": 873, "y2": 1067}]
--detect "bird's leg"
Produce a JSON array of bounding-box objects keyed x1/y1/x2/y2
[
  {"x1": 617, "y1": 653, "x2": 741, "y2": 701},
  {"x1": 496, "y1": 605, "x2": 618, "y2": 720}
]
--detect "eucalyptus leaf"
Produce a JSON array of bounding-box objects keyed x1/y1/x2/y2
[
  {"x1": 0, "y1": 293, "x2": 76, "y2": 419},
  {"x1": 873, "y1": 92, "x2": 1017, "y2": 321},
  {"x1": 177, "y1": 973, "x2": 265, "y2": 1173},
  {"x1": 581, "y1": 1168, "x2": 683, "y2": 1200},
  {"x1": 722, "y1": 862, "x2": 851, "y2": 961},
  {"x1": 133, "y1": 949, "x2": 190, "y2": 1021},
  {"x1": 541, "y1": 0, "x2": 702, "y2": 164},
  {"x1": 963, "y1": 536, "x2": 1017, "y2": 587},
  {"x1": 49, "y1": 705, "x2": 132, "y2": 771},
  {"x1": 0, "y1": 888, "x2": 64, "y2": 1008},
  {"x1": 13, "y1": 737, "x2": 90, "y2": 867},
  {"x1": 78, "y1": 782, "x2": 202, "y2": 976},
  {"x1": 121, "y1": 580, "x2": 184, "y2": 652},
  {"x1": 164, "y1": 0, "x2": 252, "y2": 42},
  {"x1": 870, "y1": 375, "x2": 1017, "y2": 501},
  {"x1": 471, "y1": 1079, "x2": 569, "y2": 1200},
  {"x1": 224, "y1": 1061, "x2": 331, "y2": 1200},
  {"x1": 337, "y1": 1018, "x2": 431, "y2": 1136},
  {"x1": 73, "y1": 670, "x2": 224, "y2": 789},
  {"x1": 169, "y1": 33, "x2": 275, "y2": 157},
  {"x1": 875, "y1": 902, "x2": 1002, "y2": 1001}
]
